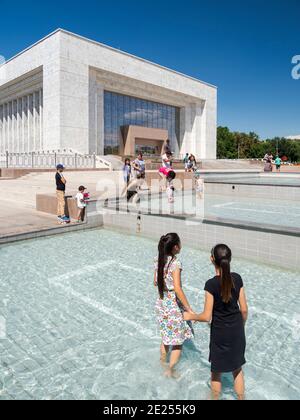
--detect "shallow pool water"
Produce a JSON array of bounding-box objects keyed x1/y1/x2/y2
[
  {"x1": 0, "y1": 229, "x2": 299, "y2": 400},
  {"x1": 207, "y1": 175, "x2": 300, "y2": 186},
  {"x1": 204, "y1": 194, "x2": 300, "y2": 228},
  {"x1": 137, "y1": 191, "x2": 300, "y2": 229}
]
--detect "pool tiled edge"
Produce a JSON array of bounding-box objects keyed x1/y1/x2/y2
[
  {"x1": 102, "y1": 209, "x2": 300, "y2": 272},
  {"x1": 0, "y1": 213, "x2": 103, "y2": 245}
]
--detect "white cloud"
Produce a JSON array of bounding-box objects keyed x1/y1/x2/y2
[{"x1": 286, "y1": 135, "x2": 300, "y2": 140}]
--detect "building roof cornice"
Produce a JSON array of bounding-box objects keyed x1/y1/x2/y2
[{"x1": 1, "y1": 28, "x2": 217, "y2": 90}]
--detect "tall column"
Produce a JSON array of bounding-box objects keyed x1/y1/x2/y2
[
  {"x1": 17, "y1": 97, "x2": 21, "y2": 152},
  {"x1": 180, "y1": 105, "x2": 195, "y2": 157},
  {"x1": 11, "y1": 101, "x2": 14, "y2": 152},
  {"x1": 27, "y1": 94, "x2": 31, "y2": 152},
  {"x1": 0, "y1": 105, "x2": 3, "y2": 153},
  {"x1": 89, "y1": 69, "x2": 104, "y2": 155},
  {"x1": 43, "y1": 61, "x2": 61, "y2": 152},
  {"x1": 39, "y1": 89, "x2": 43, "y2": 151},
  {"x1": 58, "y1": 60, "x2": 89, "y2": 154},
  {"x1": 5, "y1": 102, "x2": 7, "y2": 152},
  {"x1": 192, "y1": 102, "x2": 206, "y2": 159},
  {"x1": 33, "y1": 92, "x2": 36, "y2": 151},
  {"x1": 8, "y1": 102, "x2": 11, "y2": 152},
  {"x1": 204, "y1": 91, "x2": 217, "y2": 159}
]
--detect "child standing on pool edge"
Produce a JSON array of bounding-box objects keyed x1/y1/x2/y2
[
  {"x1": 154, "y1": 233, "x2": 194, "y2": 378},
  {"x1": 184, "y1": 244, "x2": 248, "y2": 400},
  {"x1": 75, "y1": 186, "x2": 88, "y2": 223}
]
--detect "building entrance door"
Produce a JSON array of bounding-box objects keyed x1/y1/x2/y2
[
  {"x1": 135, "y1": 142, "x2": 161, "y2": 157},
  {"x1": 122, "y1": 126, "x2": 169, "y2": 157}
]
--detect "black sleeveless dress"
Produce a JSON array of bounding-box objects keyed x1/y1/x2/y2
[{"x1": 204, "y1": 273, "x2": 246, "y2": 373}]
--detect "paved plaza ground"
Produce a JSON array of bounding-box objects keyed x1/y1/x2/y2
[{"x1": 0, "y1": 171, "x2": 120, "y2": 238}]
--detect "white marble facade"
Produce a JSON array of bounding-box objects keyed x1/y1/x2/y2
[{"x1": 0, "y1": 29, "x2": 217, "y2": 158}]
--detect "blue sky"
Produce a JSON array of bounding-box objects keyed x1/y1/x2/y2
[{"x1": 0, "y1": 0, "x2": 299, "y2": 138}]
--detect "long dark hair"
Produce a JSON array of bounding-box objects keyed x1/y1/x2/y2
[
  {"x1": 157, "y1": 233, "x2": 181, "y2": 299},
  {"x1": 212, "y1": 244, "x2": 234, "y2": 303}
]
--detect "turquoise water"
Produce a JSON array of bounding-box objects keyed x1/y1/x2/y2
[
  {"x1": 136, "y1": 192, "x2": 300, "y2": 229},
  {"x1": 205, "y1": 175, "x2": 300, "y2": 186},
  {"x1": 0, "y1": 229, "x2": 299, "y2": 400}
]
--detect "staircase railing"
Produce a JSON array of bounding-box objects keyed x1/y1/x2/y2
[{"x1": 0, "y1": 151, "x2": 112, "y2": 170}]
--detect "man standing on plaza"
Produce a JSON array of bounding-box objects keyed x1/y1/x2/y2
[
  {"x1": 164, "y1": 139, "x2": 172, "y2": 155},
  {"x1": 55, "y1": 164, "x2": 67, "y2": 224}
]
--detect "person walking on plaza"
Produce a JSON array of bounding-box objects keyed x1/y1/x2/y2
[
  {"x1": 161, "y1": 150, "x2": 172, "y2": 169},
  {"x1": 184, "y1": 244, "x2": 248, "y2": 400},
  {"x1": 187, "y1": 154, "x2": 197, "y2": 172},
  {"x1": 264, "y1": 152, "x2": 273, "y2": 172},
  {"x1": 183, "y1": 153, "x2": 190, "y2": 172},
  {"x1": 123, "y1": 158, "x2": 132, "y2": 185},
  {"x1": 275, "y1": 155, "x2": 282, "y2": 172},
  {"x1": 122, "y1": 158, "x2": 132, "y2": 197},
  {"x1": 164, "y1": 139, "x2": 172, "y2": 155},
  {"x1": 132, "y1": 153, "x2": 146, "y2": 181},
  {"x1": 55, "y1": 164, "x2": 68, "y2": 224}
]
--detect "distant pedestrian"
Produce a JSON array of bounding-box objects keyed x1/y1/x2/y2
[
  {"x1": 122, "y1": 158, "x2": 132, "y2": 197},
  {"x1": 55, "y1": 164, "x2": 69, "y2": 224},
  {"x1": 275, "y1": 156, "x2": 282, "y2": 172},
  {"x1": 132, "y1": 153, "x2": 146, "y2": 180},
  {"x1": 164, "y1": 139, "x2": 172, "y2": 155},
  {"x1": 161, "y1": 151, "x2": 172, "y2": 169},
  {"x1": 188, "y1": 155, "x2": 197, "y2": 172},
  {"x1": 183, "y1": 153, "x2": 190, "y2": 172},
  {"x1": 123, "y1": 158, "x2": 132, "y2": 185},
  {"x1": 263, "y1": 152, "x2": 273, "y2": 172}
]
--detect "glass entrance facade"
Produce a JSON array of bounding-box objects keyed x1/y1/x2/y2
[{"x1": 104, "y1": 91, "x2": 180, "y2": 155}]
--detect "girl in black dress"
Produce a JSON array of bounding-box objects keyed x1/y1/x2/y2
[{"x1": 184, "y1": 244, "x2": 248, "y2": 400}]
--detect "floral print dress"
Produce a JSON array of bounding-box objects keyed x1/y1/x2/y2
[{"x1": 155, "y1": 256, "x2": 194, "y2": 346}]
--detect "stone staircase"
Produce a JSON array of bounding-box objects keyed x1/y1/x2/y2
[
  {"x1": 101, "y1": 155, "x2": 124, "y2": 171},
  {"x1": 92, "y1": 156, "x2": 265, "y2": 171},
  {"x1": 144, "y1": 158, "x2": 263, "y2": 171},
  {"x1": 145, "y1": 158, "x2": 185, "y2": 170},
  {"x1": 200, "y1": 159, "x2": 264, "y2": 170}
]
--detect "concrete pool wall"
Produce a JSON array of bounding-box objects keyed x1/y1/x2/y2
[
  {"x1": 205, "y1": 182, "x2": 300, "y2": 201},
  {"x1": 1, "y1": 196, "x2": 299, "y2": 270},
  {"x1": 102, "y1": 209, "x2": 300, "y2": 272}
]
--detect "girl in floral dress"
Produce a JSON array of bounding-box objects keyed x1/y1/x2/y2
[{"x1": 154, "y1": 233, "x2": 194, "y2": 377}]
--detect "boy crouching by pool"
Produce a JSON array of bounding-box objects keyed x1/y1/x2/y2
[
  {"x1": 159, "y1": 167, "x2": 176, "y2": 203},
  {"x1": 75, "y1": 186, "x2": 88, "y2": 223}
]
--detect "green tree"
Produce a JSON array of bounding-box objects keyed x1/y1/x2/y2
[
  {"x1": 217, "y1": 127, "x2": 237, "y2": 159},
  {"x1": 217, "y1": 127, "x2": 300, "y2": 162}
]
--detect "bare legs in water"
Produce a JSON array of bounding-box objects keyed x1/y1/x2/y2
[
  {"x1": 211, "y1": 368, "x2": 245, "y2": 400},
  {"x1": 160, "y1": 343, "x2": 182, "y2": 378}
]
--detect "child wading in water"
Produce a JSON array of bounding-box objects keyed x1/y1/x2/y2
[
  {"x1": 194, "y1": 170, "x2": 204, "y2": 199},
  {"x1": 154, "y1": 233, "x2": 194, "y2": 377},
  {"x1": 159, "y1": 167, "x2": 176, "y2": 203},
  {"x1": 184, "y1": 244, "x2": 248, "y2": 400},
  {"x1": 166, "y1": 171, "x2": 176, "y2": 204}
]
